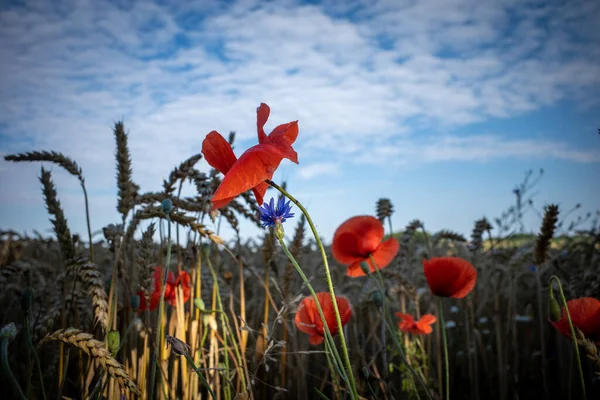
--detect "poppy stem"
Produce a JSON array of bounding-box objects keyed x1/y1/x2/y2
[
  {"x1": 267, "y1": 179, "x2": 359, "y2": 399},
  {"x1": 276, "y1": 236, "x2": 350, "y2": 389},
  {"x1": 149, "y1": 212, "x2": 173, "y2": 400},
  {"x1": 368, "y1": 255, "x2": 433, "y2": 400},
  {"x1": 549, "y1": 276, "x2": 586, "y2": 399},
  {"x1": 438, "y1": 298, "x2": 450, "y2": 400}
]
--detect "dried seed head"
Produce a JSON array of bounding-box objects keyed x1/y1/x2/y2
[
  {"x1": 376, "y1": 198, "x2": 394, "y2": 222},
  {"x1": 166, "y1": 335, "x2": 191, "y2": 356}
]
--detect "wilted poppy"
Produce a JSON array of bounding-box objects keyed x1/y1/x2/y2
[
  {"x1": 137, "y1": 267, "x2": 192, "y2": 311},
  {"x1": 550, "y1": 297, "x2": 600, "y2": 344},
  {"x1": 423, "y1": 257, "x2": 477, "y2": 298},
  {"x1": 201, "y1": 103, "x2": 299, "y2": 210},
  {"x1": 332, "y1": 216, "x2": 400, "y2": 277},
  {"x1": 396, "y1": 313, "x2": 436, "y2": 334},
  {"x1": 294, "y1": 292, "x2": 352, "y2": 345}
]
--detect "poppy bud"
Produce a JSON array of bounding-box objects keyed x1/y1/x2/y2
[
  {"x1": 130, "y1": 294, "x2": 140, "y2": 311},
  {"x1": 194, "y1": 298, "x2": 206, "y2": 311},
  {"x1": 162, "y1": 198, "x2": 173, "y2": 214},
  {"x1": 370, "y1": 290, "x2": 384, "y2": 307},
  {"x1": 108, "y1": 330, "x2": 120, "y2": 354},
  {"x1": 274, "y1": 221, "x2": 285, "y2": 241},
  {"x1": 548, "y1": 290, "x2": 562, "y2": 322},
  {"x1": 0, "y1": 322, "x2": 18, "y2": 342},
  {"x1": 360, "y1": 261, "x2": 371, "y2": 275},
  {"x1": 21, "y1": 288, "x2": 34, "y2": 312}
]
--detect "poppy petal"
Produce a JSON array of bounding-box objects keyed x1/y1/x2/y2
[
  {"x1": 294, "y1": 299, "x2": 318, "y2": 336},
  {"x1": 137, "y1": 290, "x2": 148, "y2": 311},
  {"x1": 396, "y1": 313, "x2": 415, "y2": 325},
  {"x1": 369, "y1": 238, "x2": 400, "y2": 269},
  {"x1": 416, "y1": 314, "x2": 437, "y2": 334},
  {"x1": 423, "y1": 257, "x2": 477, "y2": 298},
  {"x1": 550, "y1": 297, "x2": 600, "y2": 344},
  {"x1": 211, "y1": 144, "x2": 283, "y2": 209},
  {"x1": 345, "y1": 259, "x2": 369, "y2": 277},
  {"x1": 256, "y1": 103, "x2": 270, "y2": 143},
  {"x1": 268, "y1": 121, "x2": 299, "y2": 147},
  {"x1": 252, "y1": 182, "x2": 270, "y2": 206},
  {"x1": 201, "y1": 131, "x2": 237, "y2": 175},
  {"x1": 332, "y1": 216, "x2": 385, "y2": 265},
  {"x1": 309, "y1": 335, "x2": 324, "y2": 345}
]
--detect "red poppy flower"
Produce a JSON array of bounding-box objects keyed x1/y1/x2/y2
[
  {"x1": 423, "y1": 257, "x2": 477, "y2": 298},
  {"x1": 201, "y1": 103, "x2": 299, "y2": 210},
  {"x1": 137, "y1": 267, "x2": 191, "y2": 311},
  {"x1": 331, "y1": 216, "x2": 400, "y2": 277},
  {"x1": 294, "y1": 292, "x2": 352, "y2": 345},
  {"x1": 396, "y1": 313, "x2": 436, "y2": 334},
  {"x1": 550, "y1": 297, "x2": 600, "y2": 344}
]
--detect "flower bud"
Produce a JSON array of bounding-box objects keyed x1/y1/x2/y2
[
  {"x1": 21, "y1": 288, "x2": 34, "y2": 312},
  {"x1": 108, "y1": 330, "x2": 120, "y2": 354},
  {"x1": 548, "y1": 290, "x2": 562, "y2": 322},
  {"x1": 370, "y1": 290, "x2": 384, "y2": 307},
  {"x1": 360, "y1": 261, "x2": 371, "y2": 275},
  {"x1": 130, "y1": 294, "x2": 140, "y2": 311},
  {"x1": 162, "y1": 198, "x2": 173, "y2": 214},
  {"x1": 194, "y1": 298, "x2": 206, "y2": 311},
  {"x1": 0, "y1": 322, "x2": 18, "y2": 342},
  {"x1": 274, "y1": 222, "x2": 285, "y2": 241}
]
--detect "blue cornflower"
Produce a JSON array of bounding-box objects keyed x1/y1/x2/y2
[{"x1": 259, "y1": 196, "x2": 295, "y2": 228}]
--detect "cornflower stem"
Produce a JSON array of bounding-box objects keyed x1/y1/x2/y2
[
  {"x1": 149, "y1": 213, "x2": 173, "y2": 400},
  {"x1": 549, "y1": 276, "x2": 586, "y2": 399},
  {"x1": 25, "y1": 312, "x2": 47, "y2": 400},
  {"x1": 277, "y1": 236, "x2": 350, "y2": 388},
  {"x1": 368, "y1": 256, "x2": 433, "y2": 400},
  {"x1": 438, "y1": 298, "x2": 450, "y2": 400},
  {"x1": 1, "y1": 336, "x2": 27, "y2": 400},
  {"x1": 268, "y1": 179, "x2": 359, "y2": 399}
]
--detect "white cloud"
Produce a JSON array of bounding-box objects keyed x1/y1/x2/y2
[
  {"x1": 0, "y1": 0, "x2": 598, "y2": 238},
  {"x1": 297, "y1": 162, "x2": 340, "y2": 179}
]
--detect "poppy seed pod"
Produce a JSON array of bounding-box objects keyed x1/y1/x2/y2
[
  {"x1": 370, "y1": 290, "x2": 384, "y2": 307},
  {"x1": 0, "y1": 323, "x2": 18, "y2": 341}
]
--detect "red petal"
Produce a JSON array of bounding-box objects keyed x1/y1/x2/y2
[
  {"x1": 211, "y1": 144, "x2": 283, "y2": 209},
  {"x1": 149, "y1": 291, "x2": 161, "y2": 311},
  {"x1": 332, "y1": 216, "x2": 385, "y2": 265},
  {"x1": 267, "y1": 121, "x2": 299, "y2": 147},
  {"x1": 344, "y1": 238, "x2": 399, "y2": 277},
  {"x1": 201, "y1": 131, "x2": 237, "y2": 175},
  {"x1": 309, "y1": 335, "x2": 324, "y2": 345},
  {"x1": 416, "y1": 314, "x2": 437, "y2": 334},
  {"x1": 396, "y1": 313, "x2": 415, "y2": 325},
  {"x1": 423, "y1": 257, "x2": 477, "y2": 298},
  {"x1": 137, "y1": 290, "x2": 148, "y2": 311},
  {"x1": 252, "y1": 182, "x2": 270, "y2": 206},
  {"x1": 256, "y1": 103, "x2": 270, "y2": 143},
  {"x1": 550, "y1": 297, "x2": 600, "y2": 344},
  {"x1": 295, "y1": 298, "x2": 318, "y2": 336}
]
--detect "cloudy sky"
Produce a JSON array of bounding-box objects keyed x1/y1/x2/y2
[{"x1": 1, "y1": 0, "x2": 599, "y2": 245}]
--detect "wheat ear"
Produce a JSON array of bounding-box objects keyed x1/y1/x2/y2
[{"x1": 39, "y1": 328, "x2": 141, "y2": 395}]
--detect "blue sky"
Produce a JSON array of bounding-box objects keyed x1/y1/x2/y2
[{"x1": 0, "y1": 0, "x2": 599, "y2": 245}]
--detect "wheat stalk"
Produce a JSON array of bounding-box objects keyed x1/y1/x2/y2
[{"x1": 38, "y1": 328, "x2": 141, "y2": 395}]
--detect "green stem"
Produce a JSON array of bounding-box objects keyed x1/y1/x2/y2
[
  {"x1": 268, "y1": 180, "x2": 358, "y2": 399},
  {"x1": 149, "y1": 214, "x2": 173, "y2": 400},
  {"x1": 25, "y1": 313, "x2": 47, "y2": 400},
  {"x1": 183, "y1": 352, "x2": 217, "y2": 399},
  {"x1": 549, "y1": 276, "x2": 586, "y2": 399},
  {"x1": 368, "y1": 256, "x2": 433, "y2": 399},
  {"x1": 438, "y1": 298, "x2": 450, "y2": 400},
  {"x1": 81, "y1": 182, "x2": 94, "y2": 262},
  {"x1": 277, "y1": 236, "x2": 349, "y2": 387},
  {"x1": 2, "y1": 337, "x2": 27, "y2": 400}
]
